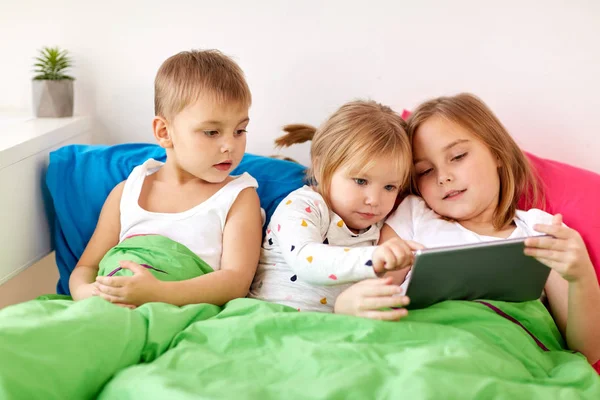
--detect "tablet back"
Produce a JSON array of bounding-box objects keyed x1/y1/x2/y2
[{"x1": 405, "y1": 236, "x2": 551, "y2": 310}]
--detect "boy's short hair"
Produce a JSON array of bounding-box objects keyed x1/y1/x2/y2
[{"x1": 154, "y1": 49, "x2": 251, "y2": 120}]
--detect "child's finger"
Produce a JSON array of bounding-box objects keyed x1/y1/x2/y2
[
  {"x1": 362, "y1": 284, "x2": 403, "y2": 298},
  {"x1": 387, "y1": 243, "x2": 414, "y2": 271},
  {"x1": 381, "y1": 248, "x2": 397, "y2": 271},
  {"x1": 119, "y1": 261, "x2": 146, "y2": 274},
  {"x1": 532, "y1": 256, "x2": 559, "y2": 267},
  {"x1": 406, "y1": 240, "x2": 425, "y2": 251},
  {"x1": 528, "y1": 256, "x2": 562, "y2": 273},
  {"x1": 372, "y1": 251, "x2": 387, "y2": 274},
  {"x1": 359, "y1": 308, "x2": 408, "y2": 321},
  {"x1": 385, "y1": 242, "x2": 406, "y2": 269},
  {"x1": 379, "y1": 246, "x2": 398, "y2": 271},
  {"x1": 552, "y1": 214, "x2": 563, "y2": 226},
  {"x1": 532, "y1": 223, "x2": 569, "y2": 239},
  {"x1": 362, "y1": 285, "x2": 402, "y2": 297},
  {"x1": 96, "y1": 276, "x2": 127, "y2": 287},
  {"x1": 361, "y1": 295, "x2": 409, "y2": 310},
  {"x1": 524, "y1": 236, "x2": 566, "y2": 251},
  {"x1": 95, "y1": 283, "x2": 124, "y2": 297},
  {"x1": 96, "y1": 292, "x2": 124, "y2": 304},
  {"x1": 377, "y1": 276, "x2": 394, "y2": 286},
  {"x1": 524, "y1": 247, "x2": 561, "y2": 261},
  {"x1": 397, "y1": 242, "x2": 416, "y2": 267},
  {"x1": 358, "y1": 277, "x2": 391, "y2": 287}
]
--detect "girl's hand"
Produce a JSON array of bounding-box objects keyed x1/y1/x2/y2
[
  {"x1": 524, "y1": 214, "x2": 596, "y2": 282},
  {"x1": 94, "y1": 261, "x2": 162, "y2": 306},
  {"x1": 334, "y1": 277, "x2": 410, "y2": 321},
  {"x1": 372, "y1": 238, "x2": 423, "y2": 276}
]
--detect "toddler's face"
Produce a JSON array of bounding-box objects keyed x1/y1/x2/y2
[{"x1": 328, "y1": 155, "x2": 402, "y2": 233}]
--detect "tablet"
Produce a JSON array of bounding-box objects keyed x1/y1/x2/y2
[{"x1": 404, "y1": 236, "x2": 552, "y2": 310}]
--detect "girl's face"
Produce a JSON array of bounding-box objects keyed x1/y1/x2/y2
[
  {"x1": 412, "y1": 115, "x2": 501, "y2": 226},
  {"x1": 328, "y1": 155, "x2": 403, "y2": 233}
]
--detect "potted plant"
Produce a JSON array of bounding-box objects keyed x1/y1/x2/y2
[{"x1": 32, "y1": 46, "x2": 75, "y2": 117}]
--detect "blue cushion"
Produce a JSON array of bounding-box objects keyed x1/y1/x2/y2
[{"x1": 46, "y1": 143, "x2": 306, "y2": 295}]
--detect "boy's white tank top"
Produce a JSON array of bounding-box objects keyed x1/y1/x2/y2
[{"x1": 119, "y1": 158, "x2": 258, "y2": 271}]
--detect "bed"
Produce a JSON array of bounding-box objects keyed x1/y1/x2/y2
[{"x1": 0, "y1": 142, "x2": 599, "y2": 399}]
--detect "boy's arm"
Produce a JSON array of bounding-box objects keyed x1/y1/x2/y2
[
  {"x1": 70, "y1": 182, "x2": 123, "y2": 300},
  {"x1": 157, "y1": 187, "x2": 262, "y2": 306}
]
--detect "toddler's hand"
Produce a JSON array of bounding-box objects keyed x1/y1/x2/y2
[
  {"x1": 334, "y1": 277, "x2": 410, "y2": 321},
  {"x1": 372, "y1": 238, "x2": 423, "y2": 276},
  {"x1": 524, "y1": 214, "x2": 596, "y2": 282}
]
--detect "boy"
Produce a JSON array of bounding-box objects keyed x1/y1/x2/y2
[{"x1": 70, "y1": 49, "x2": 263, "y2": 307}]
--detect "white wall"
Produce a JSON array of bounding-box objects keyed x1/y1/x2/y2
[{"x1": 1, "y1": 0, "x2": 599, "y2": 172}]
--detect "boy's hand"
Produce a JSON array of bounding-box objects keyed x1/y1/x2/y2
[
  {"x1": 372, "y1": 238, "x2": 423, "y2": 276},
  {"x1": 73, "y1": 282, "x2": 135, "y2": 308},
  {"x1": 72, "y1": 282, "x2": 98, "y2": 301},
  {"x1": 94, "y1": 261, "x2": 162, "y2": 306},
  {"x1": 334, "y1": 277, "x2": 410, "y2": 321},
  {"x1": 524, "y1": 214, "x2": 595, "y2": 282}
]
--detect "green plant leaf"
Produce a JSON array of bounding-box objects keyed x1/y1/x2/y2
[{"x1": 33, "y1": 46, "x2": 74, "y2": 80}]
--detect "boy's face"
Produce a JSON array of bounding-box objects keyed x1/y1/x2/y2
[{"x1": 165, "y1": 94, "x2": 250, "y2": 183}]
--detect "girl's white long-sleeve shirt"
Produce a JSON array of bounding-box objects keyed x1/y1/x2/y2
[{"x1": 249, "y1": 186, "x2": 380, "y2": 312}]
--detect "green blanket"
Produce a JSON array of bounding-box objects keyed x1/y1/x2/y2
[
  {"x1": 97, "y1": 300, "x2": 599, "y2": 400},
  {"x1": 98, "y1": 234, "x2": 214, "y2": 280},
  {"x1": 0, "y1": 234, "x2": 217, "y2": 399},
  {"x1": 0, "y1": 299, "x2": 598, "y2": 399},
  {"x1": 36, "y1": 235, "x2": 213, "y2": 303},
  {"x1": 0, "y1": 234, "x2": 598, "y2": 399}
]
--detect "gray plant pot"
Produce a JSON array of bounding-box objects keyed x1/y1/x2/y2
[{"x1": 32, "y1": 79, "x2": 74, "y2": 118}]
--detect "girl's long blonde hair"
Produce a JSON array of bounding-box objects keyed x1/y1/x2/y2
[
  {"x1": 275, "y1": 100, "x2": 412, "y2": 207},
  {"x1": 406, "y1": 93, "x2": 542, "y2": 230}
]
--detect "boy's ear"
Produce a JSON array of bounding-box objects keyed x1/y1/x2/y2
[{"x1": 153, "y1": 116, "x2": 173, "y2": 148}]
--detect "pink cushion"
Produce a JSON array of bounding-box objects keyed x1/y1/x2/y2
[{"x1": 520, "y1": 153, "x2": 600, "y2": 284}]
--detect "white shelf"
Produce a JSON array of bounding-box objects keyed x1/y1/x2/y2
[
  {"x1": 0, "y1": 116, "x2": 92, "y2": 170},
  {"x1": 0, "y1": 115, "x2": 93, "y2": 285}
]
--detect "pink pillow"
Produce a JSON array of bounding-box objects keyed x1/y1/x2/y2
[{"x1": 520, "y1": 153, "x2": 600, "y2": 284}]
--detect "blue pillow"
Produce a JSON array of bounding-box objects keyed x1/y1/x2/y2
[{"x1": 46, "y1": 143, "x2": 306, "y2": 295}]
